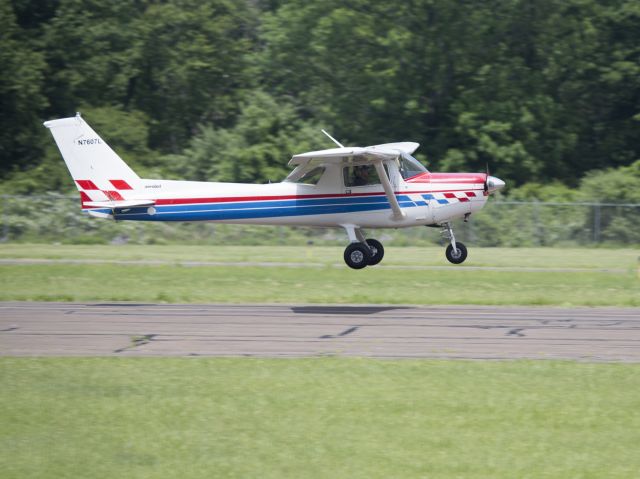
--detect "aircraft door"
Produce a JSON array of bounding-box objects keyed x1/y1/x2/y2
[{"x1": 343, "y1": 163, "x2": 387, "y2": 193}]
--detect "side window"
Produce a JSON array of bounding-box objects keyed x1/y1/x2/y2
[{"x1": 344, "y1": 164, "x2": 384, "y2": 187}]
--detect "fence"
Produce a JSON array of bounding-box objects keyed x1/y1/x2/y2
[{"x1": 1, "y1": 194, "x2": 638, "y2": 246}]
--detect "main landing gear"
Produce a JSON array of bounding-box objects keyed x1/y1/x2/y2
[
  {"x1": 342, "y1": 226, "x2": 384, "y2": 270},
  {"x1": 341, "y1": 223, "x2": 468, "y2": 269},
  {"x1": 441, "y1": 222, "x2": 467, "y2": 264},
  {"x1": 344, "y1": 239, "x2": 384, "y2": 269}
]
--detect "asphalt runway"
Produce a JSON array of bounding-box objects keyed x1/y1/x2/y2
[{"x1": 1, "y1": 302, "x2": 639, "y2": 361}]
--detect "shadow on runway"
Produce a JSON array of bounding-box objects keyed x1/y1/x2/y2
[
  {"x1": 89, "y1": 303, "x2": 160, "y2": 307},
  {"x1": 291, "y1": 306, "x2": 412, "y2": 315}
]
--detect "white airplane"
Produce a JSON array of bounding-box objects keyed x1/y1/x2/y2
[{"x1": 44, "y1": 113, "x2": 505, "y2": 269}]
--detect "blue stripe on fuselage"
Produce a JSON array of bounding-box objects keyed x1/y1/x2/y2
[
  {"x1": 107, "y1": 195, "x2": 419, "y2": 222},
  {"x1": 159, "y1": 194, "x2": 411, "y2": 212}
]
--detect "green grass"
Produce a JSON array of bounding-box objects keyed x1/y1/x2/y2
[
  {"x1": 0, "y1": 245, "x2": 638, "y2": 305},
  {"x1": 1, "y1": 358, "x2": 639, "y2": 479},
  {"x1": 0, "y1": 263, "x2": 638, "y2": 305},
  {"x1": 1, "y1": 243, "x2": 638, "y2": 269}
]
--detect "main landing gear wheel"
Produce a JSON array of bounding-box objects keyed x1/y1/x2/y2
[
  {"x1": 445, "y1": 242, "x2": 468, "y2": 264},
  {"x1": 344, "y1": 243, "x2": 372, "y2": 269},
  {"x1": 365, "y1": 238, "x2": 384, "y2": 266}
]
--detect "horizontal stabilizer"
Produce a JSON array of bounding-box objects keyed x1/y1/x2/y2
[
  {"x1": 84, "y1": 200, "x2": 155, "y2": 209},
  {"x1": 87, "y1": 210, "x2": 114, "y2": 219}
]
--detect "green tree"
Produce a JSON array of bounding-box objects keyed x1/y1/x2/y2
[
  {"x1": 42, "y1": 0, "x2": 146, "y2": 115},
  {"x1": 2, "y1": 0, "x2": 640, "y2": 194},
  {"x1": 132, "y1": 0, "x2": 257, "y2": 152},
  {"x1": 0, "y1": 0, "x2": 48, "y2": 176},
  {"x1": 171, "y1": 92, "x2": 325, "y2": 183},
  {"x1": 259, "y1": 0, "x2": 640, "y2": 184},
  {"x1": 578, "y1": 160, "x2": 640, "y2": 243},
  {"x1": 42, "y1": 0, "x2": 256, "y2": 153}
]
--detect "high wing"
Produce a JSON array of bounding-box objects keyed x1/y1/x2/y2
[
  {"x1": 289, "y1": 142, "x2": 420, "y2": 220},
  {"x1": 288, "y1": 142, "x2": 419, "y2": 166}
]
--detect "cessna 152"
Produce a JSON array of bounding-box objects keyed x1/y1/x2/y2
[{"x1": 44, "y1": 113, "x2": 505, "y2": 269}]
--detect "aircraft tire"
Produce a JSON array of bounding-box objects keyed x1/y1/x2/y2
[
  {"x1": 445, "y1": 242, "x2": 468, "y2": 264},
  {"x1": 365, "y1": 238, "x2": 384, "y2": 266},
  {"x1": 344, "y1": 243, "x2": 372, "y2": 269}
]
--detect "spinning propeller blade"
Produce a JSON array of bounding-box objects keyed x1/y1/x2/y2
[{"x1": 484, "y1": 163, "x2": 490, "y2": 194}]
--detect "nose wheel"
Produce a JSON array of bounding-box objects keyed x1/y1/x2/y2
[
  {"x1": 445, "y1": 242, "x2": 467, "y2": 264},
  {"x1": 442, "y1": 222, "x2": 468, "y2": 264}
]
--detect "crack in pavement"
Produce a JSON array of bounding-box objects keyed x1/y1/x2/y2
[
  {"x1": 507, "y1": 328, "x2": 526, "y2": 337},
  {"x1": 320, "y1": 326, "x2": 360, "y2": 339},
  {"x1": 114, "y1": 334, "x2": 157, "y2": 353}
]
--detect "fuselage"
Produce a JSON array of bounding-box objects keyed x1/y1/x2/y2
[
  {"x1": 44, "y1": 114, "x2": 506, "y2": 268},
  {"x1": 83, "y1": 166, "x2": 490, "y2": 229}
]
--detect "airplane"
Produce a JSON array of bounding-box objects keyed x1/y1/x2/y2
[{"x1": 44, "y1": 113, "x2": 505, "y2": 269}]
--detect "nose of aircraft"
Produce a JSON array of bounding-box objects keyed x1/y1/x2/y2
[{"x1": 486, "y1": 176, "x2": 505, "y2": 193}]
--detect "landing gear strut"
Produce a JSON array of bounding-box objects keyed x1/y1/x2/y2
[
  {"x1": 364, "y1": 238, "x2": 384, "y2": 266},
  {"x1": 342, "y1": 225, "x2": 385, "y2": 269},
  {"x1": 442, "y1": 222, "x2": 467, "y2": 264}
]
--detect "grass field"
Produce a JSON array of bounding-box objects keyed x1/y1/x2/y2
[
  {"x1": 1, "y1": 358, "x2": 639, "y2": 479},
  {"x1": 2, "y1": 248, "x2": 639, "y2": 477},
  {"x1": 0, "y1": 244, "x2": 638, "y2": 305},
  {"x1": 1, "y1": 243, "x2": 638, "y2": 269}
]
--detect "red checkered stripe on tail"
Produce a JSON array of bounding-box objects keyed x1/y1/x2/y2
[{"x1": 75, "y1": 179, "x2": 132, "y2": 208}]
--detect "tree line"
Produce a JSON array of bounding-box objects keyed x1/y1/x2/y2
[{"x1": 1, "y1": 0, "x2": 639, "y2": 198}]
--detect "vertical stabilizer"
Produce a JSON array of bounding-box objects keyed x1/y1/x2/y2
[{"x1": 43, "y1": 113, "x2": 141, "y2": 203}]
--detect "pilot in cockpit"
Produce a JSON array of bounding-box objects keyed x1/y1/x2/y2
[{"x1": 352, "y1": 165, "x2": 370, "y2": 186}]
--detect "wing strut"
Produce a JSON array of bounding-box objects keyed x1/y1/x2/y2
[{"x1": 373, "y1": 160, "x2": 405, "y2": 220}]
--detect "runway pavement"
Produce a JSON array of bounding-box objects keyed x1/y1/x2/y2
[{"x1": 1, "y1": 302, "x2": 639, "y2": 361}]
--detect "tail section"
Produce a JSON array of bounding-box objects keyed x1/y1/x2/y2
[{"x1": 43, "y1": 113, "x2": 142, "y2": 207}]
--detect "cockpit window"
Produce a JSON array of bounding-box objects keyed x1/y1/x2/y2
[
  {"x1": 284, "y1": 165, "x2": 325, "y2": 185},
  {"x1": 398, "y1": 152, "x2": 428, "y2": 180}
]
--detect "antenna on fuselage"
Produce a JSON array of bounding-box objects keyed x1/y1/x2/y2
[{"x1": 321, "y1": 129, "x2": 344, "y2": 148}]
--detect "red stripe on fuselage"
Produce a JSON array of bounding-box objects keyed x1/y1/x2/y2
[
  {"x1": 155, "y1": 191, "x2": 387, "y2": 205},
  {"x1": 429, "y1": 173, "x2": 487, "y2": 183},
  {"x1": 406, "y1": 173, "x2": 486, "y2": 184},
  {"x1": 153, "y1": 189, "x2": 485, "y2": 206},
  {"x1": 404, "y1": 173, "x2": 430, "y2": 183}
]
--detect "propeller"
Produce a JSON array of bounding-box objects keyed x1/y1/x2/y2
[
  {"x1": 483, "y1": 163, "x2": 490, "y2": 195},
  {"x1": 483, "y1": 164, "x2": 506, "y2": 194}
]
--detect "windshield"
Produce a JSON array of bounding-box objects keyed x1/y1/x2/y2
[
  {"x1": 284, "y1": 164, "x2": 325, "y2": 185},
  {"x1": 398, "y1": 152, "x2": 428, "y2": 180}
]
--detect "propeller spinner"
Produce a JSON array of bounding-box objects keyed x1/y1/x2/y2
[{"x1": 483, "y1": 164, "x2": 505, "y2": 193}]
